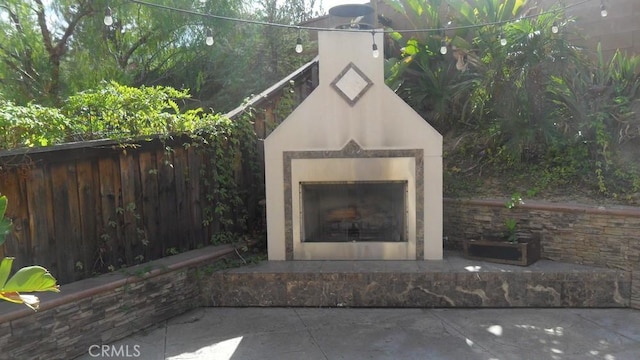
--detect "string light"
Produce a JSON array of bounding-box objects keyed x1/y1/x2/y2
[
  {"x1": 551, "y1": 22, "x2": 559, "y2": 34},
  {"x1": 440, "y1": 39, "x2": 448, "y2": 55},
  {"x1": 103, "y1": 6, "x2": 113, "y2": 26},
  {"x1": 440, "y1": 28, "x2": 448, "y2": 55},
  {"x1": 205, "y1": 29, "x2": 214, "y2": 46},
  {"x1": 371, "y1": 31, "x2": 379, "y2": 58},
  {"x1": 600, "y1": 1, "x2": 608, "y2": 17},
  {"x1": 295, "y1": 32, "x2": 303, "y2": 54},
  {"x1": 127, "y1": 0, "x2": 596, "y2": 35},
  {"x1": 122, "y1": 0, "x2": 605, "y2": 55}
]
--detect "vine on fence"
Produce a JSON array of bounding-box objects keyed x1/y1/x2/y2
[{"x1": 0, "y1": 82, "x2": 262, "y2": 279}]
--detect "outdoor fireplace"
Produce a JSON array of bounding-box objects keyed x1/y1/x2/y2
[
  {"x1": 264, "y1": 30, "x2": 443, "y2": 261},
  {"x1": 301, "y1": 181, "x2": 407, "y2": 243}
]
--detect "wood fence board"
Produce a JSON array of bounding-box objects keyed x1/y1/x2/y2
[
  {"x1": 44, "y1": 165, "x2": 57, "y2": 277},
  {"x1": 187, "y1": 148, "x2": 204, "y2": 246},
  {"x1": 50, "y1": 164, "x2": 80, "y2": 282},
  {"x1": 76, "y1": 160, "x2": 99, "y2": 278},
  {"x1": 25, "y1": 166, "x2": 55, "y2": 275},
  {"x1": 97, "y1": 157, "x2": 121, "y2": 273},
  {"x1": 156, "y1": 148, "x2": 178, "y2": 256},
  {"x1": 172, "y1": 147, "x2": 191, "y2": 248},
  {"x1": 119, "y1": 153, "x2": 138, "y2": 264},
  {"x1": 164, "y1": 151, "x2": 178, "y2": 252},
  {"x1": 138, "y1": 151, "x2": 160, "y2": 260},
  {"x1": 0, "y1": 169, "x2": 30, "y2": 267},
  {"x1": 65, "y1": 163, "x2": 83, "y2": 282},
  {"x1": 132, "y1": 151, "x2": 144, "y2": 260}
]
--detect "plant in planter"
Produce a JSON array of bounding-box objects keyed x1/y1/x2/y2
[
  {"x1": 504, "y1": 192, "x2": 524, "y2": 243},
  {"x1": 504, "y1": 218, "x2": 518, "y2": 243},
  {"x1": 0, "y1": 195, "x2": 60, "y2": 310},
  {"x1": 463, "y1": 193, "x2": 541, "y2": 266}
]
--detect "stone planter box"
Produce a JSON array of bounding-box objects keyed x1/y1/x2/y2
[{"x1": 463, "y1": 236, "x2": 541, "y2": 266}]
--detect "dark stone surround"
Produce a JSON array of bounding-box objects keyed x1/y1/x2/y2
[
  {"x1": 204, "y1": 252, "x2": 630, "y2": 308},
  {"x1": 283, "y1": 140, "x2": 425, "y2": 259}
]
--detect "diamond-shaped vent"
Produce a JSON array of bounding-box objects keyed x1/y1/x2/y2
[{"x1": 331, "y1": 62, "x2": 373, "y2": 106}]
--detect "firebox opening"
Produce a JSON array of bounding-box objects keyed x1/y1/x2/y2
[{"x1": 301, "y1": 181, "x2": 407, "y2": 243}]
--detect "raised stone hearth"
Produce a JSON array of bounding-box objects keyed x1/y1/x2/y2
[{"x1": 204, "y1": 253, "x2": 630, "y2": 308}]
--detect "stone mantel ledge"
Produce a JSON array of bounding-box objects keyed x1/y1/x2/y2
[
  {"x1": 444, "y1": 198, "x2": 640, "y2": 217},
  {"x1": 0, "y1": 244, "x2": 237, "y2": 324}
]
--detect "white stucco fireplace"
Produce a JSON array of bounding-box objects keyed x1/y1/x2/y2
[{"x1": 264, "y1": 30, "x2": 443, "y2": 261}]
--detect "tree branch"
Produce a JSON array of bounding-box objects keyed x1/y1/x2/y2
[
  {"x1": 33, "y1": 0, "x2": 55, "y2": 56},
  {"x1": 0, "y1": 4, "x2": 23, "y2": 32},
  {"x1": 54, "y1": 3, "x2": 95, "y2": 56},
  {"x1": 119, "y1": 32, "x2": 153, "y2": 69}
]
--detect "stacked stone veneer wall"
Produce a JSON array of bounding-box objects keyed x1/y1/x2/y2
[
  {"x1": 443, "y1": 198, "x2": 640, "y2": 308},
  {"x1": 0, "y1": 245, "x2": 237, "y2": 360}
]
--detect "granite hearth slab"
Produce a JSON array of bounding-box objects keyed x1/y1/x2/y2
[{"x1": 202, "y1": 253, "x2": 630, "y2": 308}]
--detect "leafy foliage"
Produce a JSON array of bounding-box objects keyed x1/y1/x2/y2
[
  {"x1": 192, "y1": 111, "x2": 261, "y2": 243},
  {"x1": 0, "y1": 196, "x2": 12, "y2": 244},
  {"x1": 0, "y1": 82, "x2": 261, "y2": 277},
  {"x1": 0, "y1": 82, "x2": 213, "y2": 148},
  {"x1": 0, "y1": 257, "x2": 60, "y2": 310},
  {"x1": 0, "y1": 101, "x2": 72, "y2": 149},
  {"x1": 0, "y1": 197, "x2": 60, "y2": 311},
  {"x1": 384, "y1": 0, "x2": 640, "y2": 201},
  {"x1": 0, "y1": 0, "x2": 317, "y2": 113},
  {"x1": 62, "y1": 81, "x2": 203, "y2": 140}
]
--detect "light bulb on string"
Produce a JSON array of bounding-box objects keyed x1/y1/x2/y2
[
  {"x1": 295, "y1": 36, "x2": 303, "y2": 53},
  {"x1": 600, "y1": 2, "x2": 608, "y2": 17},
  {"x1": 104, "y1": 7, "x2": 113, "y2": 26},
  {"x1": 371, "y1": 32, "x2": 379, "y2": 58},
  {"x1": 205, "y1": 29, "x2": 214, "y2": 46},
  {"x1": 294, "y1": 28, "x2": 303, "y2": 53},
  {"x1": 499, "y1": 31, "x2": 507, "y2": 46},
  {"x1": 440, "y1": 23, "x2": 450, "y2": 55},
  {"x1": 551, "y1": 22, "x2": 559, "y2": 34},
  {"x1": 440, "y1": 39, "x2": 448, "y2": 55},
  {"x1": 295, "y1": 28, "x2": 303, "y2": 54},
  {"x1": 99, "y1": 0, "x2": 600, "y2": 60}
]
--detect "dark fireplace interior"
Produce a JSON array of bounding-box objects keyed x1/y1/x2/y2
[{"x1": 301, "y1": 181, "x2": 407, "y2": 242}]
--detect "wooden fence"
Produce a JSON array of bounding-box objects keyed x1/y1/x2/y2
[
  {"x1": 0, "y1": 58, "x2": 316, "y2": 285},
  {"x1": 0, "y1": 136, "x2": 257, "y2": 284}
]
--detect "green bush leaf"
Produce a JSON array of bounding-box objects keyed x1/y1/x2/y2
[
  {"x1": 0, "y1": 257, "x2": 14, "y2": 288},
  {"x1": 0, "y1": 196, "x2": 6, "y2": 219},
  {"x1": 2, "y1": 266, "x2": 60, "y2": 293},
  {"x1": 0, "y1": 196, "x2": 11, "y2": 246}
]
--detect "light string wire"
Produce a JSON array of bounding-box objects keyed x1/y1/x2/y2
[{"x1": 127, "y1": 0, "x2": 597, "y2": 35}]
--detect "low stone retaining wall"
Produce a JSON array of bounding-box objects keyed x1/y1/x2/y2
[
  {"x1": 203, "y1": 256, "x2": 630, "y2": 308},
  {"x1": 0, "y1": 245, "x2": 238, "y2": 360},
  {"x1": 3, "y1": 198, "x2": 639, "y2": 359},
  {"x1": 443, "y1": 198, "x2": 640, "y2": 309}
]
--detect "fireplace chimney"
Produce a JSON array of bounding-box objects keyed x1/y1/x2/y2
[{"x1": 328, "y1": 3, "x2": 375, "y2": 29}]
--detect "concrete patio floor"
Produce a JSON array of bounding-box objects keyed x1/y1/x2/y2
[{"x1": 75, "y1": 307, "x2": 640, "y2": 360}]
